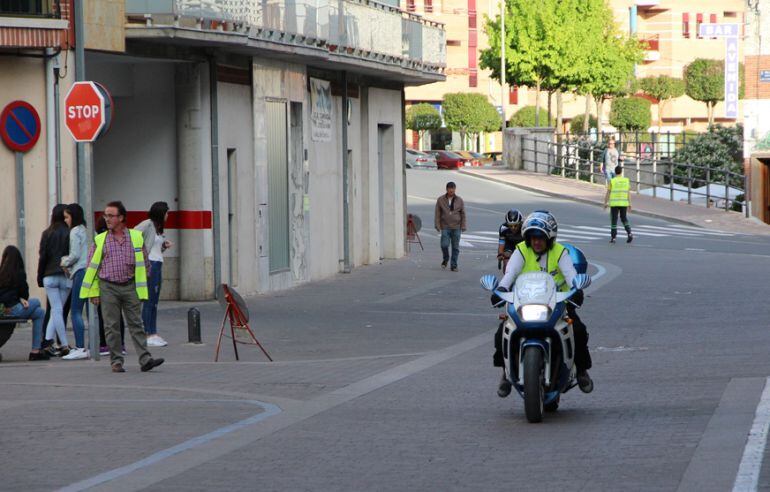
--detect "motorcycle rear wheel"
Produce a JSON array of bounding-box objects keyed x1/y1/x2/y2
[{"x1": 523, "y1": 347, "x2": 544, "y2": 423}]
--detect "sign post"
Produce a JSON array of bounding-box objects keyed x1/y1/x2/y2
[
  {"x1": 698, "y1": 23, "x2": 740, "y2": 119},
  {"x1": 64, "y1": 81, "x2": 113, "y2": 361},
  {"x1": 0, "y1": 101, "x2": 42, "y2": 258}
]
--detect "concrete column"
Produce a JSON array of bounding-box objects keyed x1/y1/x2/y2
[{"x1": 176, "y1": 63, "x2": 214, "y2": 300}]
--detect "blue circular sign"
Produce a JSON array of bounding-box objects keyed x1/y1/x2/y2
[{"x1": 0, "y1": 101, "x2": 41, "y2": 153}]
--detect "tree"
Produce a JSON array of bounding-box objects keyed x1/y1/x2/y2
[
  {"x1": 508, "y1": 106, "x2": 554, "y2": 127},
  {"x1": 570, "y1": 114, "x2": 597, "y2": 133},
  {"x1": 639, "y1": 75, "x2": 685, "y2": 128},
  {"x1": 673, "y1": 124, "x2": 744, "y2": 188},
  {"x1": 405, "y1": 103, "x2": 442, "y2": 150},
  {"x1": 442, "y1": 93, "x2": 500, "y2": 150},
  {"x1": 610, "y1": 97, "x2": 651, "y2": 131},
  {"x1": 684, "y1": 59, "x2": 745, "y2": 125},
  {"x1": 756, "y1": 131, "x2": 770, "y2": 151}
]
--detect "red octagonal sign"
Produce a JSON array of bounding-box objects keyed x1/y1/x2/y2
[{"x1": 65, "y1": 81, "x2": 113, "y2": 142}]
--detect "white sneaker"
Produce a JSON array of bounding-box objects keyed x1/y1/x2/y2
[
  {"x1": 62, "y1": 348, "x2": 89, "y2": 360},
  {"x1": 147, "y1": 335, "x2": 168, "y2": 347}
]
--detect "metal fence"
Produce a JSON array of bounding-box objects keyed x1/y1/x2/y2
[{"x1": 521, "y1": 135, "x2": 748, "y2": 215}]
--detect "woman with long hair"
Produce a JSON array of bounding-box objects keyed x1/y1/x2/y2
[
  {"x1": 60, "y1": 203, "x2": 89, "y2": 360},
  {"x1": 136, "y1": 201, "x2": 172, "y2": 347},
  {"x1": 37, "y1": 204, "x2": 72, "y2": 356},
  {"x1": 0, "y1": 246, "x2": 48, "y2": 360}
]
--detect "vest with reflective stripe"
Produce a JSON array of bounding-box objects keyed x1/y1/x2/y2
[
  {"x1": 516, "y1": 241, "x2": 569, "y2": 292},
  {"x1": 79, "y1": 229, "x2": 149, "y2": 300},
  {"x1": 609, "y1": 176, "x2": 630, "y2": 207}
]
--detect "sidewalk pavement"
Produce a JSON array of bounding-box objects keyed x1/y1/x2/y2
[{"x1": 460, "y1": 167, "x2": 770, "y2": 236}]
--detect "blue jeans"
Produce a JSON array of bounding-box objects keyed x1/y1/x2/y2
[
  {"x1": 440, "y1": 229, "x2": 462, "y2": 268},
  {"x1": 8, "y1": 298, "x2": 45, "y2": 350},
  {"x1": 43, "y1": 274, "x2": 71, "y2": 346},
  {"x1": 70, "y1": 269, "x2": 87, "y2": 348},
  {"x1": 142, "y1": 261, "x2": 163, "y2": 335}
]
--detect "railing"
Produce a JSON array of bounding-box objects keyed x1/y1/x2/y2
[
  {"x1": 0, "y1": 0, "x2": 61, "y2": 17},
  {"x1": 125, "y1": 0, "x2": 445, "y2": 69},
  {"x1": 521, "y1": 135, "x2": 748, "y2": 215}
]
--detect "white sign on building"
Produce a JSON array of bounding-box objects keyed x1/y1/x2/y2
[
  {"x1": 310, "y1": 77, "x2": 332, "y2": 142},
  {"x1": 698, "y1": 23, "x2": 740, "y2": 120}
]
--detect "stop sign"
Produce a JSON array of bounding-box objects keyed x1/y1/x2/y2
[{"x1": 64, "y1": 81, "x2": 113, "y2": 142}]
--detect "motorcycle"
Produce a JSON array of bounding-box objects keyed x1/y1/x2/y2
[{"x1": 481, "y1": 244, "x2": 590, "y2": 423}]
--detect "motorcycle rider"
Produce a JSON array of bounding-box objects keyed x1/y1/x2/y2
[
  {"x1": 497, "y1": 209, "x2": 524, "y2": 270},
  {"x1": 494, "y1": 211, "x2": 594, "y2": 397}
]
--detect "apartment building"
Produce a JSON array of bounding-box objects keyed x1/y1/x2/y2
[
  {"x1": 0, "y1": 0, "x2": 446, "y2": 300},
  {"x1": 405, "y1": 0, "x2": 747, "y2": 151}
]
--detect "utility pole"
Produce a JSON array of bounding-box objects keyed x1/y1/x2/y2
[{"x1": 500, "y1": 0, "x2": 507, "y2": 150}]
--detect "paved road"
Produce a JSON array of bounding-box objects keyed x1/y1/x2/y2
[{"x1": 2, "y1": 170, "x2": 770, "y2": 491}]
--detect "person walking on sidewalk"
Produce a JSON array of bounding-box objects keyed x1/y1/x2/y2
[
  {"x1": 80, "y1": 201, "x2": 164, "y2": 373},
  {"x1": 604, "y1": 165, "x2": 634, "y2": 244},
  {"x1": 37, "y1": 204, "x2": 72, "y2": 357},
  {"x1": 434, "y1": 181, "x2": 466, "y2": 272},
  {"x1": 60, "y1": 203, "x2": 90, "y2": 360},
  {"x1": 601, "y1": 137, "x2": 623, "y2": 183},
  {"x1": 136, "y1": 201, "x2": 172, "y2": 347}
]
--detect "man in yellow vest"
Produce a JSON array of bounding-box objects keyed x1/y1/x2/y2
[
  {"x1": 604, "y1": 165, "x2": 634, "y2": 244},
  {"x1": 81, "y1": 201, "x2": 164, "y2": 373},
  {"x1": 495, "y1": 211, "x2": 594, "y2": 397}
]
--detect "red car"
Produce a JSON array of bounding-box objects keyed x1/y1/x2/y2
[{"x1": 428, "y1": 150, "x2": 469, "y2": 169}]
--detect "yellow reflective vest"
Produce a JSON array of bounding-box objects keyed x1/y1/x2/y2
[
  {"x1": 79, "y1": 229, "x2": 149, "y2": 300},
  {"x1": 515, "y1": 241, "x2": 569, "y2": 292},
  {"x1": 608, "y1": 176, "x2": 630, "y2": 207}
]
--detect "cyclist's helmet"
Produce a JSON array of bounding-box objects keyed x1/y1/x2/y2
[
  {"x1": 505, "y1": 209, "x2": 523, "y2": 227},
  {"x1": 522, "y1": 211, "x2": 558, "y2": 247}
]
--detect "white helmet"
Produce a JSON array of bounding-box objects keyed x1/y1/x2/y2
[{"x1": 522, "y1": 211, "x2": 558, "y2": 243}]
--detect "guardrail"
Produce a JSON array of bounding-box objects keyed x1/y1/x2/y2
[
  {"x1": 521, "y1": 135, "x2": 748, "y2": 215},
  {"x1": 0, "y1": 0, "x2": 61, "y2": 17}
]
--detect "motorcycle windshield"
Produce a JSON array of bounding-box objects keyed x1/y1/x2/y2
[{"x1": 513, "y1": 272, "x2": 557, "y2": 309}]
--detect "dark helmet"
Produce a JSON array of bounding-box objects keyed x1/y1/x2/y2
[{"x1": 505, "y1": 209, "x2": 523, "y2": 227}]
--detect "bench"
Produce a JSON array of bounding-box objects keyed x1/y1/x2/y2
[{"x1": 0, "y1": 318, "x2": 28, "y2": 362}]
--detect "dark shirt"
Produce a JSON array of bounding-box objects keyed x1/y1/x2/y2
[
  {"x1": 498, "y1": 223, "x2": 524, "y2": 252},
  {"x1": 37, "y1": 225, "x2": 70, "y2": 286},
  {"x1": 0, "y1": 270, "x2": 30, "y2": 309}
]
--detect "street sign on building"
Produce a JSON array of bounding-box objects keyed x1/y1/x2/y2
[
  {"x1": 64, "y1": 81, "x2": 113, "y2": 142},
  {"x1": 697, "y1": 23, "x2": 740, "y2": 120},
  {"x1": 0, "y1": 100, "x2": 41, "y2": 153}
]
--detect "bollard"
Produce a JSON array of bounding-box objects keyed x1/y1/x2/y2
[{"x1": 188, "y1": 308, "x2": 202, "y2": 344}]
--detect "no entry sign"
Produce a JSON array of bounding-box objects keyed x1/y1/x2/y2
[
  {"x1": 64, "y1": 81, "x2": 113, "y2": 142},
  {"x1": 0, "y1": 101, "x2": 41, "y2": 153}
]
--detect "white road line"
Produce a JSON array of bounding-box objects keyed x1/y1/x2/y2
[
  {"x1": 462, "y1": 234, "x2": 501, "y2": 242},
  {"x1": 636, "y1": 224, "x2": 733, "y2": 237},
  {"x1": 685, "y1": 248, "x2": 706, "y2": 252},
  {"x1": 733, "y1": 377, "x2": 770, "y2": 492},
  {"x1": 560, "y1": 228, "x2": 608, "y2": 237},
  {"x1": 573, "y1": 225, "x2": 667, "y2": 237},
  {"x1": 559, "y1": 233, "x2": 608, "y2": 241}
]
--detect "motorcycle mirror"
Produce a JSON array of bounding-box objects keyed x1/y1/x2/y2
[{"x1": 480, "y1": 274, "x2": 499, "y2": 291}]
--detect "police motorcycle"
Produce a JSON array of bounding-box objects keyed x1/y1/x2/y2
[{"x1": 481, "y1": 244, "x2": 591, "y2": 423}]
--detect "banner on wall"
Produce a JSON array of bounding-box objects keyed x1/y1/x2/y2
[{"x1": 310, "y1": 78, "x2": 332, "y2": 142}]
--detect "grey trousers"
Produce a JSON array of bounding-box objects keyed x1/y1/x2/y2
[{"x1": 100, "y1": 280, "x2": 152, "y2": 367}]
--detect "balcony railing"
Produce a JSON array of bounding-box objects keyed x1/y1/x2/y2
[
  {"x1": 0, "y1": 0, "x2": 61, "y2": 17},
  {"x1": 125, "y1": 0, "x2": 445, "y2": 71}
]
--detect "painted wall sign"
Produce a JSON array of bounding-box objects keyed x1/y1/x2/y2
[{"x1": 310, "y1": 78, "x2": 332, "y2": 142}]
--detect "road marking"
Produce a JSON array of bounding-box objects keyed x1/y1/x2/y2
[
  {"x1": 685, "y1": 248, "x2": 706, "y2": 252},
  {"x1": 636, "y1": 224, "x2": 731, "y2": 237},
  {"x1": 734, "y1": 377, "x2": 770, "y2": 491},
  {"x1": 573, "y1": 225, "x2": 667, "y2": 237}
]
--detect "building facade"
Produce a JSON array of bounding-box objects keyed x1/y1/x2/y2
[{"x1": 0, "y1": 0, "x2": 446, "y2": 300}]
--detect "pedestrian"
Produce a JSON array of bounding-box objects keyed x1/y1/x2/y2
[
  {"x1": 60, "y1": 203, "x2": 90, "y2": 360},
  {"x1": 0, "y1": 246, "x2": 49, "y2": 360},
  {"x1": 38, "y1": 204, "x2": 72, "y2": 357},
  {"x1": 80, "y1": 201, "x2": 164, "y2": 373},
  {"x1": 601, "y1": 136, "x2": 623, "y2": 183},
  {"x1": 135, "y1": 201, "x2": 172, "y2": 347},
  {"x1": 93, "y1": 216, "x2": 125, "y2": 356},
  {"x1": 604, "y1": 165, "x2": 634, "y2": 244},
  {"x1": 434, "y1": 181, "x2": 466, "y2": 272}
]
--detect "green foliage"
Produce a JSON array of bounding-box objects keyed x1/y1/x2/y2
[
  {"x1": 684, "y1": 59, "x2": 745, "y2": 123},
  {"x1": 609, "y1": 97, "x2": 651, "y2": 131},
  {"x1": 442, "y1": 93, "x2": 501, "y2": 149},
  {"x1": 508, "y1": 106, "x2": 554, "y2": 128},
  {"x1": 755, "y1": 131, "x2": 770, "y2": 151},
  {"x1": 570, "y1": 114, "x2": 597, "y2": 133},
  {"x1": 405, "y1": 103, "x2": 442, "y2": 133},
  {"x1": 639, "y1": 76, "x2": 685, "y2": 102},
  {"x1": 672, "y1": 124, "x2": 744, "y2": 187}
]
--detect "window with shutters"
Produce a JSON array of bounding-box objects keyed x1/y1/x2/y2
[
  {"x1": 696, "y1": 13, "x2": 703, "y2": 38},
  {"x1": 509, "y1": 86, "x2": 518, "y2": 105},
  {"x1": 682, "y1": 13, "x2": 690, "y2": 38},
  {"x1": 424, "y1": 0, "x2": 432, "y2": 13}
]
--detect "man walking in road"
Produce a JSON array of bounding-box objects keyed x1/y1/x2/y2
[
  {"x1": 435, "y1": 181, "x2": 466, "y2": 271},
  {"x1": 604, "y1": 166, "x2": 634, "y2": 244},
  {"x1": 80, "y1": 201, "x2": 164, "y2": 373}
]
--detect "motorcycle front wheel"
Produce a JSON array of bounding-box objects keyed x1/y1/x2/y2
[{"x1": 523, "y1": 347, "x2": 544, "y2": 423}]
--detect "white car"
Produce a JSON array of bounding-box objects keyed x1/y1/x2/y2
[{"x1": 406, "y1": 149, "x2": 438, "y2": 169}]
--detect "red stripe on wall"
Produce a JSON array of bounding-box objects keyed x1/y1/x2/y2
[{"x1": 94, "y1": 211, "x2": 213, "y2": 229}]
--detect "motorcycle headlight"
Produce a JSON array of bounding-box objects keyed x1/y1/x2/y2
[{"x1": 518, "y1": 305, "x2": 551, "y2": 322}]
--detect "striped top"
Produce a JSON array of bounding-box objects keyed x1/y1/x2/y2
[{"x1": 87, "y1": 228, "x2": 147, "y2": 284}]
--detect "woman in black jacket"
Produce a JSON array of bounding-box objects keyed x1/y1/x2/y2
[
  {"x1": 38, "y1": 204, "x2": 72, "y2": 356},
  {"x1": 0, "y1": 246, "x2": 48, "y2": 360}
]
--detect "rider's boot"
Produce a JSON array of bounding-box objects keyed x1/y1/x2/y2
[
  {"x1": 497, "y1": 372, "x2": 512, "y2": 398},
  {"x1": 577, "y1": 370, "x2": 594, "y2": 393}
]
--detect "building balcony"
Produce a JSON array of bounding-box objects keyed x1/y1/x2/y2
[
  {"x1": 125, "y1": 0, "x2": 445, "y2": 81},
  {"x1": 640, "y1": 34, "x2": 659, "y2": 61},
  {"x1": 0, "y1": 0, "x2": 61, "y2": 18},
  {"x1": 0, "y1": 0, "x2": 68, "y2": 48}
]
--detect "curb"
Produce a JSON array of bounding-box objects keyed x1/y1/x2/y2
[{"x1": 458, "y1": 169, "x2": 715, "y2": 229}]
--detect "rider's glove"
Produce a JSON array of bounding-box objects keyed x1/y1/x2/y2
[{"x1": 490, "y1": 286, "x2": 508, "y2": 308}]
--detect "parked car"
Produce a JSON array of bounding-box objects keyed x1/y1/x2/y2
[
  {"x1": 406, "y1": 149, "x2": 438, "y2": 169},
  {"x1": 428, "y1": 150, "x2": 469, "y2": 169},
  {"x1": 483, "y1": 152, "x2": 502, "y2": 163},
  {"x1": 454, "y1": 151, "x2": 483, "y2": 166}
]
